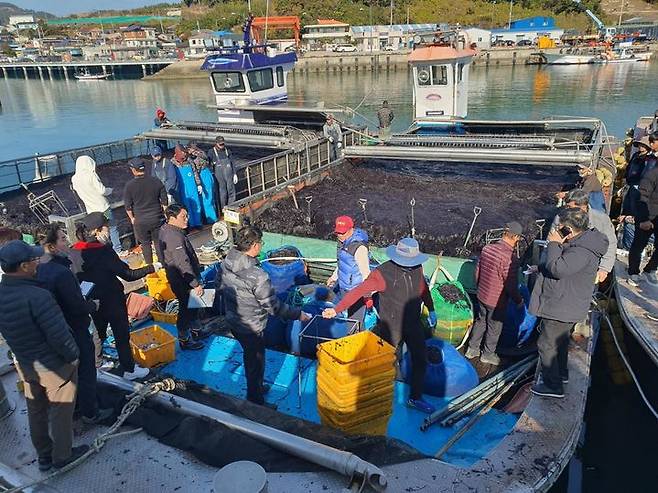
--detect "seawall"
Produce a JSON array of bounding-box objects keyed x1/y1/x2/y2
[{"x1": 147, "y1": 44, "x2": 658, "y2": 80}]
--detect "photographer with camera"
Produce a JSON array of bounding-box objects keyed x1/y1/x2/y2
[{"x1": 529, "y1": 208, "x2": 608, "y2": 398}]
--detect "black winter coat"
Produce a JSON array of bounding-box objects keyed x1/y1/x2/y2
[
  {"x1": 0, "y1": 276, "x2": 79, "y2": 371},
  {"x1": 217, "y1": 248, "x2": 300, "y2": 335},
  {"x1": 73, "y1": 241, "x2": 154, "y2": 306},
  {"x1": 529, "y1": 229, "x2": 608, "y2": 323},
  {"x1": 158, "y1": 223, "x2": 201, "y2": 292},
  {"x1": 37, "y1": 254, "x2": 96, "y2": 334},
  {"x1": 636, "y1": 167, "x2": 658, "y2": 222}
]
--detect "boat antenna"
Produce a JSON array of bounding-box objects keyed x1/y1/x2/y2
[{"x1": 264, "y1": 0, "x2": 270, "y2": 45}]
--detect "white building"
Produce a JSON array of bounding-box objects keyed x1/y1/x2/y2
[
  {"x1": 464, "y1": 27, "x2": 491, "y2": 49},
  {"x1": 301, "y1": 19, "x2": 350, "y2": 50},
  {"x1": 351, "y1": 24, "x2": 438, "y2": 52},
  {"x1": 8, "y1": 15, "x2": 38, "y2": 32}
]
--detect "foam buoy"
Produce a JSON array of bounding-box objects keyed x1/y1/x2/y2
[
  {"x1": 213, "y1": 460, "x2": 267, "y2": 493},
  {"x1": 400, "y1": 338, "x2": 479, "y2": 398}
]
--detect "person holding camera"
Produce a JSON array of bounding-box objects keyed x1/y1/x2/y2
[{"x1": 529, "y1": 208, "x2": 608, "y2": 398}]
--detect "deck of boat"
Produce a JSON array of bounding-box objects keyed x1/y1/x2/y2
[{"x1": 613, "y1": 257, "x2": 658, "y2": 366}]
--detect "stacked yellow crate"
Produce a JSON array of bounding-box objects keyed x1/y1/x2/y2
[{"x1": 316, "y1": 331, "x2": 396, "y2": 436}]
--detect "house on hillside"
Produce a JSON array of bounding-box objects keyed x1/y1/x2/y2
[
  {"x1": 301, "y1": 19, "x2": 351, "y2": 51},
  {"x1": 491, "y1": 16, "x2": 563, "y2": 44},
  {"x1": 186, "y1": 30, "x2": 240, "y2": 57},
  {"x1": 122, "y1": 25, "x2": 158, "y2": 49},
  {"x1": 8, "y1": 15, "x2": 38, "y2": 32}
]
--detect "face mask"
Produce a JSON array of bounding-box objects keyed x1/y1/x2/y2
[{"x1": 96, "y1": 231, "x2": 111, "y2": 244}]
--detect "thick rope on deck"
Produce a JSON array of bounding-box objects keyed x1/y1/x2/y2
[{"x1": 4, "y1": 379, "x2": 176, "y2": 493}]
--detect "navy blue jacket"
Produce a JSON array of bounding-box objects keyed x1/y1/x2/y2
[
  {"x1": 37, "y1": 255, "x2": 96, "y2": 334},
  {"x1": 0, "y1": 275, "x2": 79, "y2": 371}
]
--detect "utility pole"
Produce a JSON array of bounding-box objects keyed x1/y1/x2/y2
[
  {"x1": 617, "y1": 0, "x2": 625, "y2": 27},
  {"x1": 406, "y1": 6, "x2": 410, "y2": 24},
  {"x1": 390, "y1": 0, "x2": 394, "y2": 26},
  {"x1": 508, "y1": 0, "x2": 513, "y2": 29}
]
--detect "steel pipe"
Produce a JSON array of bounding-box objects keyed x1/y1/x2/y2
[
  {"x1": 174, "y1": 120, "x2": 290, "y2": 137},
  {"x1": 422, "y1": 354, "x2": 537, "y2": 430},
  {"x1": 343, "y1": 145, "x2": 594, "y2": 166},
  {"x1": 97, "y1": 372, "x2": 387, "y2": 491},
  {"x1": 140, "y1": 130, "x2": 288, "y2": 149}
]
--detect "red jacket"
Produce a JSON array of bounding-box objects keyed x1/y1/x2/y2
[{"x1": 475, "y1": 240, "x2": 523, "y2": 308}]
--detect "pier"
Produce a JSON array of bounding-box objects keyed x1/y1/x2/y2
[{"x1": 0, "y1": 59, "x2": 175, "y2": 79}]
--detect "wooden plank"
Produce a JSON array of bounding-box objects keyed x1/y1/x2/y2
[{"x1": 614, "y1": 258, "x2": 658, "y2": 366}]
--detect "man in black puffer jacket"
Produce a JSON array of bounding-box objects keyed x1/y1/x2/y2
[
  {"x1": 158, "y1": 204, "x2": 205, "y2": 351},
  {"x1": 217, "y1": 226, "x2": 307, "y2": 406},
  {"x1": 628, "y1": 165, "x2": 658, "y2": 286},
  {"x1": 36, "y1": 224, "x2": 113, "y2": 425},
  {"x1": 0, "y1": 240, "x2": 88, "y2": 471},
  {"x1": 73, "y1": 212, "x2": 157, "y2": 381},
  {"x1": 529, "y1": 208, "x2": 608, "y2": 399}
]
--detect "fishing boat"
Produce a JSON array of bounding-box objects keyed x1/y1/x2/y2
[
  {"x1": 542, "y1": 49, "x2": 597, "y2": 65},
  {"x1": 0, "y1": 24, "x2": 615, "y2": 493},
  {"x1": 593, "y1": 43, "x2": 652, "y2": 64},
  {"x1": 74, "y1": 68, "x2": 111, "y2": 80}
]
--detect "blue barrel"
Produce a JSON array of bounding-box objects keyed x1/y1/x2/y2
[
  {"x1": 287, "y1": 300, "x2": 352, "y2": 357},
  {"x1": 260, "y1": 246, "x2": 306, "y2": 294},
  {"x1": 501, "y1": 285, "x2": 538, "y2": 348},
  {"x1": 400, "y1": 338, "x2": 479, "y2": 398}
]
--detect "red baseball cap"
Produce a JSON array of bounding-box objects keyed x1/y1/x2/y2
[{"x1": 334, "y1": 215, "x2": 354, "y2": 234}]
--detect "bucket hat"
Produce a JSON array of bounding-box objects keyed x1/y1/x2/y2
[{"x1": 385, "y1": 237, "x2": 428, "y2": 267}]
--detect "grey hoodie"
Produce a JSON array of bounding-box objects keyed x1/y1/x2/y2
[
  {"x1": 217, "y1": 248, "x2": 300, "y2": 335},
  {"x1": 529, "y1": 229, "x2": 608, "y2": 323}
]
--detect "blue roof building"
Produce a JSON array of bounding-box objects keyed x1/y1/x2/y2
[{"x1": 491, "y1": 16, "x2": 563, "y2": 43}]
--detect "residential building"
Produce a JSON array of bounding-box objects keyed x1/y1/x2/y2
[
  {"x1": 301, "y1": 19, "x2": 350, "y2": 50},
  {"x1": 490, "y1": 16, "x2": 564, "y2": 44},
  {"x1": 82, "y1": 45, "x2": 112, "y2": 60},
  {"x1": 351, "y1": 24, "x2": 438, "y2": 51},
  {"x1": 187, "y1": 30, "x2": 240, "y2": 57},
  {"x1": 464, "y1": 27, "x2": 492, "y2": 49},
  {"x1": 9, "y1": 15, "x2": 38, "y2": 32},
  {"x1": 122, "y1": 25, "x2": 158, "y2": 49}
]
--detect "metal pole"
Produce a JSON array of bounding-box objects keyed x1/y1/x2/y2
[
  {"x1": 390, "y1": 0, "x2": 394, "y2": 26},
  {"x1": 508, "y1": 0, "x2": 513, "y2": 29},
  {"x1": 97, "y1": 372, "x2": 387, "y2": 491}
]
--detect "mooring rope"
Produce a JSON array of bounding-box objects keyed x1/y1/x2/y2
[{"x1": 4, "y1": 379, "x2": 176, "y2": 493}]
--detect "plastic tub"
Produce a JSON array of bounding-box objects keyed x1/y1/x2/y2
[
  {"x1": 145, "y1": 270, "x2": 176, "y2": 301},
  {"x1": 129, "y1": 324, "x2": 176, "y2": 368}
]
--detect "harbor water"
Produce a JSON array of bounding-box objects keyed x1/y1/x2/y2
[
  {"x1": 2, "y1": 63, "x2": 658, "y2": 161},
  {"x1": 0, "y1": 62, "x2": 657, "y2": 491}
]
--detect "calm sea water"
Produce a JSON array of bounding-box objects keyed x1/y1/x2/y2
[{"x1": 1, "y1": 62, "x2": 657, "y2": 161}]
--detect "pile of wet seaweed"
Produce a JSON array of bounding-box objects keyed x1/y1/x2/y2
[
  {"x1": 257, "y1": 159, "x2": 575, "y2": 257},
  {"x1": 438, "y1": 283, "x2": 467, "y2": 304}
]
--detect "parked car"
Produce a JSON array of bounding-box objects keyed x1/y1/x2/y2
[
  {"x1": 516, "y1": 39, "x2": 532, "y2": 47},
  {"x1": 384, "y1": 45, "x2": 396, "y2": 52},
  {"x1": 333, "y1": 44, "x2": 357, "y2": 53},
  {"x1": 492, "y1": 39, "x2": 515, "y2": 47}
]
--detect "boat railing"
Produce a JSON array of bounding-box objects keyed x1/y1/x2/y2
[
  {"x1": 225, "y1": 130, "x2": 355, "y2": 221},
  {"x1": 0, "y1": 137, "x2": 149, "y2": 194}
]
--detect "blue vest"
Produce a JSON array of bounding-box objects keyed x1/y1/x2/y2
[{"x1": 337, "y1": 228, "x2": 368, "y2": 292}]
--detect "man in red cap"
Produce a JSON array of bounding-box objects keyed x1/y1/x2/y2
[{"x1": 326, "y1": 215, "x2": 370, "y2": 323}]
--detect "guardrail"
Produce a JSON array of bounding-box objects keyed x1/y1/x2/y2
[
  {"x1": 0, "y1": 138, "x2": 150, "y2": 194},
  {"x1": 227, "y1": 131, "x2": 355, "y2": 222}
]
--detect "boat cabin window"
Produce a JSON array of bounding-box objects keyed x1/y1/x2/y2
[
  {"x1": 247, "y1": 68, "x2": 274, "y2": 92},
  {"x1": 276, "y1": 66, "x2": 284, "y2": 87},
  {"x1": 457, "y1": 63, "x2": 464, "y2": 83},
  {"x1": 431, "y1": 65, "x2": 448, "y2": 85},
  {"x1": 211, "y1": 71, "x2": 245, "y2": 93},
  {"x1": 417, "y1": 65, "x2": 431, "y2": 86}
]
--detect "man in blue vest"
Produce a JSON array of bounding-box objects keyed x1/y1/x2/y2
[{"x1": 326, "y1": 215, "x2": 370, "y2": 323}]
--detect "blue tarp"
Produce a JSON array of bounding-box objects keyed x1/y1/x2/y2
[{"x1": 134, "y1": 323, "x2": 520, "y2": 465}]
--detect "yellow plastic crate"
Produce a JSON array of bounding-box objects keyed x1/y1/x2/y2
[
  {"x1": 318, "y1": 408, "x2": 391, "y2": 436},
  {"x1": 317, "y1": 370, "x2": 395, "y2": 407},
  {"x1": 150, "y1": 310, "x2": 178, "y2": 324},
  {"x1": 316, "y1": 331, "x2": 395, "y2": 382},
  {"x1": 145, "y1": 270, "x2": 176, "y2": 301},
  {"x1": 317, "y1": 386, "x2": 393, "y2": 416},
  {"x1": 129, "y1": 325, "x2": 176, "y2": 368}
]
